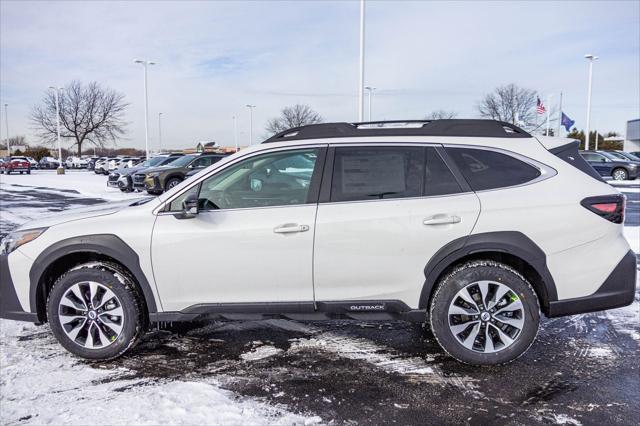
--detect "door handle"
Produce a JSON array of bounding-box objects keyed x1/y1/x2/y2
[
  {"x1": 423, "y1": 215, "x2": 461, "y2": 226},
  {"x1": 273, "y1": 224, "x2": 310, "y2": 234}
]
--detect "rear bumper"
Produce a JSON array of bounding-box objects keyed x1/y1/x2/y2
[
  {"x1": 0, "y1": 254, "x2": 38, "y2": 322},
  {"x1": 547, "y1": 249, "x2": 637, "y2": 317}
]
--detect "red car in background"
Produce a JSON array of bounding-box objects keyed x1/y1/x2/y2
[{"x1": 0, "y1": 157, "x2": 31, "y2": 174}]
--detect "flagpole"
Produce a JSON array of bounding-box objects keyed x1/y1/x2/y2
[
  {"x1": 557, "y1": 92, "x2": 563, "y2": 136},
  {"x1": 545, "y1": 95, "x2": 551, "y2": 136}
]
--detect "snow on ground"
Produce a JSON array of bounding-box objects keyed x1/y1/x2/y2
[
  {"x1": 0, "y1": 169, "x2": 140, "y2": 201},
  {"x1": 0, "y1": 320, "x2": 320, "y2": 425}
]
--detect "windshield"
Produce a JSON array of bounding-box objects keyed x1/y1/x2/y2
[
  {"x1": 604, "y1": 151, "x2": 627, "y2": 161},
  {"x1": 164, "y1": 155, "x2": 195, "y2": 167},
  {"x1": 619, "y1": 152, "x2": 640, "y2": 161},
  {"x1": 141, "y1": 157, "x2": 166, "y2": 167}
]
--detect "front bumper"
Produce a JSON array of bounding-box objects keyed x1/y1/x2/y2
[
  {"x1": 0, "y1": 254, "x2": 38, "y2": 322},
  {"x1": 144, "y1": 175, "x2": 162, "y2": 193},
  {"x1": 548, "y1": 249, "x2": 637, "y2": 317}
]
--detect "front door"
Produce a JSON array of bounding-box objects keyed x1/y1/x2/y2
[
  {"x1": 313, "y1": 145, "x2": 480, "y2": 308},
  {"x1": 151, "y1": 147, "x2": 325, "y2": 311}
]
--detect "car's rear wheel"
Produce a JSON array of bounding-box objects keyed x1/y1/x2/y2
[
  {"x1": 165, "y1": 177, "x2": 182, "y2": 191},
  {"x1": 612, "y1": 168, "x2": 629, "y2": 181},
  {"x1": 47, "y1": 263, "x2": 143, "y2": 360},
  {"x1": 429, "y1": 260, "x2": 539, "y2": 365}
]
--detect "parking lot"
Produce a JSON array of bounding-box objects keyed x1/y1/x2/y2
[{"x1": 1, "y1": 171, "x2": 639, "y2": 425}]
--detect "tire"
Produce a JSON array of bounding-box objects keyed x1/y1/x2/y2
[
  {"x1": 429, "y1": 260, "x2": 540, "y2": 365},
  {"x1": 47, "y1": 262, "x2": 144, "y2": 360},
  {"x1": 19, "y1": 171, "x2": 23, "y2": 174},
  {"x1": 612, "y1": 168, "x2": 628, "y2": 181},
  {"x1": 165, "y1": 177, "x2": 182, "y2": 191},
  {"x1": 27, "y1": 170, "x2": 31, "y2": 175}
]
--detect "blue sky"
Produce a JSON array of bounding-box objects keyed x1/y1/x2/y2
[{"x1": 1, "y1": 0, "x2": 638, "y2": 150}]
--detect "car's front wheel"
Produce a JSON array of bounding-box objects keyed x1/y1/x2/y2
[
  {"x1": 47, "y1": 262, "x2": 143, "y2": 360},
  {"x1": 612, "y1": 168, "x2": 629, "y2": 181},
  {"x1": 429, "y1": 260, "x2": 540, "y2": 365},
  {"x1": 165, "y1": 177, "x2": 182, "y2": 191}
]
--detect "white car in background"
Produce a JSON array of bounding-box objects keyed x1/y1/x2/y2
[
  {"x1": 65, "y1": 156, "x2": 89, "y2": 169},
  {"x1": 0, "y1": 119, "x2": 635, "y2": 365}
]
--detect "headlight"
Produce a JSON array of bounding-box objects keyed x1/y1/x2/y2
[
  {"x1": 147, "y1": 172, "x2": 160, "y2": 178},
  {"x1": 0, "y1": 228, "x2": 47, "y2": 255}
]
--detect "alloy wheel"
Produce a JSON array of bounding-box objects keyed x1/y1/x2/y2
[
  {"x1": 612, "y1": 169, "x2": 627, "y2": 181},
  {"x1": 58, "y1": 281, "x2": 125, "y2": 349},
  {"x1": 447, "y1": 280, "x2": 524, "y2": 353}
]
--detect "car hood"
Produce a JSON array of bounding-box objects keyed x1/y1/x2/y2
[
  {"x1": 14, "y1": 197, "x2": 155, "y2": 231},
  {"x1": 138, "y1": 165, "x2": 175, "y2": 175},
  {"x1": 113, "y1": 165, "x2": 145, "y2": 175}
]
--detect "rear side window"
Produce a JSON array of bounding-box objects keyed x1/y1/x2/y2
[
  {"x1": 331, "y1": 147, "x2": 424, "y2": 202},
  {"x1": 446, "y1": 148, "x2": 540, "y2": 191},
  {"x1": 425, "y1": 148, "x2": 462, "y2": 196}
]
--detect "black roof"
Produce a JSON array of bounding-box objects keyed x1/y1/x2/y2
[{"x1": 263, "y1": 119, "x2": 531, "y2": 143}]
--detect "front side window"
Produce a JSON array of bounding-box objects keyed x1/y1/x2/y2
[
  {"x1": 446, "y1": 147, "x2": 541, "y2": 191},
  {"x1": 331, "y1": 147, "x2": 424, "y2": 202},
  {"x1": 193, "y1": 149, "x2": 320, "y2": 210}
]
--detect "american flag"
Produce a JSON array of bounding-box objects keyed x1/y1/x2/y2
[{"x1": 536, "y1": 97, "x2": 546, "y2": 114}]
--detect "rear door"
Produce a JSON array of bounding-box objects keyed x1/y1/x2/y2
[{"x1": 312, "y1": 144, "x2": 480, "y2": 309}]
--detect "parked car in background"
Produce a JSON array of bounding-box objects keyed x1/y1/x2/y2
[
  {"x1": 630, "y1": 151, "x2": 640, "y2": 158},
  {"x1": 136, "y1": 153, "x2": 228, "y2": 194},
  {"x1": 25, "y1": 157, "x2": 39, "y2": 169},
  {"x1": 65, "y1": 156, "x2": 89, "y2": 169},
  {"x1": 1, "y1": 119, "x2": 635, "y2": 365},
  {"x1": 0, "y1": 157, "x2": 31, "y2": 174},
  {"x1": 94, "y1": 157, "x2": 115, "y2": 174},
  {"x1": 38, "y1": 157, "x2": 61, "y2": 169},
  {"x1": 580, "y1": 151, "x2": 639, "y2": 181},
  {"x1": 609, "y1": 151, "x2": 640, "y2": 162},
  {"x1": 108, "y1": 154, "x2": 183, "y2": 192},
  {"x1": 184, "y1": 153, "x2": 231, "y2": 180},
  {"x1": 86, "y1": 156, "x2": 100, "y2": 170}
]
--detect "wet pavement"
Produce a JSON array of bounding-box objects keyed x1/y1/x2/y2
[{"x1": 1, "y1": 181, "x2": 639, "y2": 425}]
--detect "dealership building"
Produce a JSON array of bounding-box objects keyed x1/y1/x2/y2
[{"x1": 625, "y1": 119, "x2": 640, "y2": 152}]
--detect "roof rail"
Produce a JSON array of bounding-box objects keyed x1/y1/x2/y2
[{"x1": 263, "y1": 119, "x2": 531, "y2": 143}]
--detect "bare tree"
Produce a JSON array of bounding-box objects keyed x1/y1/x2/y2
[
  {"x1": 31, "y1": 81, "x2": 128, "y2": 155},
  {"x1": 266, "y1": 104, "x2": 323, "y2": 135},
  {"x1": 425, "y1": 110, "x2": 458, "y2": 120},
  {"x1": 477, "y1": 83, "x2": 539, "y2": 128}
]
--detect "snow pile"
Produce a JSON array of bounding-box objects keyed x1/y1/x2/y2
[{"x1": 0, "y1": 320, "x2": 320, "y2": 425}]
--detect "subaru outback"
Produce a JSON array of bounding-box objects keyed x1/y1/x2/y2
[{"x1": 0, "y1": 120, "x2": 635, "y2": 365}]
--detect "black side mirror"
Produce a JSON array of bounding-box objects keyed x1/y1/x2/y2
[{"x1": 180, "y1": 193, "x2": 199, "y2": 219}]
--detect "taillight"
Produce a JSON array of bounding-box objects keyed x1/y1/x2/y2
[{"x1": 581, "y1": 195, "x2": 625, "y2": 224}]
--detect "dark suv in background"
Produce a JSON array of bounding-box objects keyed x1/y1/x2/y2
[
  {"x1": 135, "y1": 153, "x2": 228, "y2": 194},
  {"x1": 580, "y1": 150, "x2": 639, "y2": 181},
  {"x1": 109, "y1": 153, "x2": 183, "y2": 192}
]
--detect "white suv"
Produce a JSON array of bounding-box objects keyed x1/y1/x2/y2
[{"x1": 1, "y1": 120, "x2": 635, "y2": 365}]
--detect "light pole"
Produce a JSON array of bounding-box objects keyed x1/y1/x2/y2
[
  {"x1": 49, "y1": 87, "x2": 65, "y2": 174},
  {"x1": 4, "y1": 103, "x2": 9, "y2": 156},
  {"x1": 233, "y1": 115, "x2": 239, "y2": 152},
  {"x1": 584, "y1": 54, "x2": 598, "y2": 150},
  {"x1": 365, "y1": 86, "x2": 376, "y2": 121},
  {"x1": 158, "y1": 112, "x2": 163, "y2": 153},
  {"x1": 358, "y1": 0, "x2": 366, "y2": 122},
  {"x1": 245, "y1": 104, "x2": 256, "y2": 145},
  {"x1": 134, "y1": 59, "x2": 156, "y2": 159}
]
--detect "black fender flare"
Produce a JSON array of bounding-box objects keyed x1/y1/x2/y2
[
  {"x1": 29, "y1": 234, "x2": 159, "y2": 316},
  {"x1": 418, "y1": 231, "x2": 557, "y2": 312}
]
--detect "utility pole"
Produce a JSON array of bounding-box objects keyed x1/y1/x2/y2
[
  {"x1": 4, "y1": 104, "x2": 9, "y2": 156},
  {"x1": 158, "y1": 112, "x2": 163, "y2": 153},
  {"x1": 365, "y1": 86, "x2": 376, "y2": 121},
  {"x1": 49, "y1": 87, "x2": 65, "y2": 174},
  {"x1": 245, "y1": 105, "x2": 256, "y2": 145},
  {"x1": 358, "y1": 0, "x2": 365, "y2": 122},
  {"x1": 233, "y1": 115, "x2": 238, "y2": 152},
  {"x1": 134, "y1": 59, "x2": 156, "y2": 159},
  {"x1": 584, "y1": 54, "x2": 598, "y2": 150}
]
